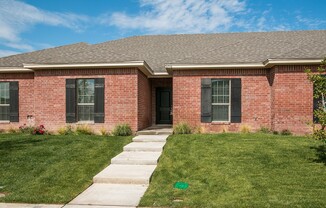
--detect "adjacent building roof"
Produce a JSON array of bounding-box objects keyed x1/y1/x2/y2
[{"x1": 0, "y1": 30, "x2": 325, "y2": 73}]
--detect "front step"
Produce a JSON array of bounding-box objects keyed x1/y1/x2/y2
[
  {"x1": 69, "y1": 183, "x2": 147, "y2": 207},
  {"x1": 136, "y1": 129, "x2": 173, "y2": 135},
  {"x1": 111, "y1": 151, "x2": 162, "y2": 165},
  {"x1": 93, "y1": 164, "x2": 157, "y2": 184},
  {"x1": 132, "y1": 135, "x2": 169, "y2": 142},
  {"x1": 123, "y1": 142, "x2": 165, "y2": 152}
]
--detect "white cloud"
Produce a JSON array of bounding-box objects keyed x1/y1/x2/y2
[
  {"x1": 296, "y1": 15, "x2": 326, "y2": 29},
  {"x1": 0, "y1": 0, "x2": 89, "y2": 54},
  {"x1": 0, "y1": 49, "x2": 20, "y2": 57},
  {"x1": 102, "y1": 0, "x2": 246, "y2": 34}
]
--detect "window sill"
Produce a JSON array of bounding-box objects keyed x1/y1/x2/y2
[
  {"x1": 0, "y1": 120, "x2": 10, "y2": 124},
  {"x1": 211, "y1": 121, "x2": 231, "y2": 125},
  {"x1": 76, "y1": 121, "x2": 95, "y2": 125}
]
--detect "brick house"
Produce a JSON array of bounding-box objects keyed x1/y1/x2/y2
[{"x1": 0, "y1": 30, "x2": 325, "y2": 134}]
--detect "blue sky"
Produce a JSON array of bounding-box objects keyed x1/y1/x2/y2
[{"x1": 0, "y1": 0, "x2": 325, "y2": 57}]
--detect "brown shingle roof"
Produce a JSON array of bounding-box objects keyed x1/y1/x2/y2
[{"x1": 0, "y1": 30, "x2": 325, "y2": 72}]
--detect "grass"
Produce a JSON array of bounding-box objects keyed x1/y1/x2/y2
[
  {"x1": 140, "y1": 133, "x2": 326, "y2": 207},
  {"x1": 0, "y1": 133, "x2": 132, "y2": 204}
]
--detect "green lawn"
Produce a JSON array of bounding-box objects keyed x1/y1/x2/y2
[
  {"x1": 0, "y1": 134, "x2": 131, "y2": 204},
  {"x1": 140, "y1": 133, "x2": 326, "y2": 207}
]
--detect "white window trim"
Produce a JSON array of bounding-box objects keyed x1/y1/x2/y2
[
  {"x1": 77, "y1": 79, "x2": 95, "y2": 122},
  {"x1": 0, "y1": 82, "x2": 10, "y2": 121},
  {"x1": 211, "y1": 79, "x2": 231, "y2": 122}
]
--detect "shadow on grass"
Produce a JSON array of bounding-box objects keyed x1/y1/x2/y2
[
  {"x1": 311, "y1": 145, "x2": 326, "y2": 165},
  {"x1": 0, "y1": 139, "x2": 44, "y2": 151}
]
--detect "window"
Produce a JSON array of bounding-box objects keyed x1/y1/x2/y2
[
  {"x1": 77, "y1": 79, "x2": 95, "y2": 121},
  {"x1": 212, "y1": 79, "x2": 231, "y2": 122},
  {"x1": 0, "y1": 82, "x2": 10, "y2": 121}
]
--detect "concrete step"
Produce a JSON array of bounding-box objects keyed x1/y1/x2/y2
[
  {"x1": 93, "y1": 164, "x2": 157, "y2": 184},
  {"x1": 69, "y1": 184, "x2": 147, "y2": 207},
  {"x1": 64, "y1": 205, "x2": 134, "y2": 208},
  {"x1": 132, "y1": 135, "x2": 169, "y2": 142},
  {"x1": 123, "y1": 142, "x2": 165, "y2": 152},
  {"x1": 136, "y1": 129, "x2": 173, "y2": 135},
  {"x1": 111, "y1": 151, "x2": 162, "y2": 165}
]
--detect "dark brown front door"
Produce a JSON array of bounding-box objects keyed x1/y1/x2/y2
[{"x1": 156, "y1": 87, "x2": 172, "y2": 124}]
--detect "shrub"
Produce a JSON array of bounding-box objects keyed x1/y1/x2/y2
[
  {"x1": 112, "y1": 123, "x2": 132, "y2": 136},
  {"x1": 100, "y1": 127, "x2": 109, "y2": 136},
  {"x1": 19, "y1": 124, "x2": 34, "y2": 134},
  {"x1": 173, "y1": 122, "x2": 192, "y2": 134},
  {"x1": 273, "y1": 131, "x2": 279, "y2": 135},
  {"x1": 258, "y1": 126, "x2": 271, "y2": 134},
  {"x1": 240, "y1": 124, "x2": 251, "y2": 133},
  {"x1": 57, "y1": 125, "x2": 75, "y2": 135},
  {"x1": 281, "y1": 129, "x2": 292, "y2": 136},
  {"x1": 33, "y1": 125, "x2": 46, "y2": 135},
  {"x1": 0, "y1": 129, "x2": 5, "y2": 134},
  {"x1": 312, "y1": 129, "x2": 326, "y2": 141},
  {"x1": 76, "y1": 125, "x2": 94, "y2": 135}
]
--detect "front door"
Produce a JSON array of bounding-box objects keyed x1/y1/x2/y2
[{"x1": 156, "y1": 87, "x2": 172, "y2": 124}]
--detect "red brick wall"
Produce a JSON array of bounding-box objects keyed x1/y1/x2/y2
[
  {"x1": 173, "y1": 66, "x2": 321, "y2": 134},
  {"x1": 137, "y1": 70, "x2": 152, "y2": 130},
  {"x1": 271, "y1": 65, "x2": 317, "y2": 134},
  {"x1": 0, "y1": 73, "x2": 34, "y2": 129},
  {"x1": 33, "y1": 68, "x2": 139, "y2": 133},
  {"x1": 173, "y1": 69, "x2": 272, "y2": 133},
  {"x1": 151, "y1": 78, "x2": 172, "y2": 124}
]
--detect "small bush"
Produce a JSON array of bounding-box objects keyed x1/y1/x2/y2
[
  {"x1": 33, "y1": 125, "x2": 46, "y2": 135},
  {"x1": 76, "y1": 125, "x2": 94, "y2": 135},
  {"x1": 312, "y1": 129, "x2": 326, "y2": 141},
  {"x1": 100, "y1": 127, "x2": 109, "y2": 136},
  {"x1": 57, "y1": 125, "x2": 75, "y2": 135},
  {"x1": 281, "y1": 129, "x2": 292, "y2": 136},
  {"x1": 173, "y1": 122, "x2": 192, "y2": 134},
  {"x1": 258, "y1": 126, "x2": 271, "y2": 134},
  {"x1": 240, "y1": 124, "x2": 251, "y2": 133},
  {"x1": 18, "y1": 124, "x2": 33, "y2": 134},
  {"x1": 0, "y1": 129, "x2": 5, "y2": 134},
  {"x1": 193, "y1": 126, "x2": 205, "y2": 134},
  {"x1": 112, "y1": 123, "x2": 132, "y2": 136},
  {"x1": 273, "y1": 131, "x2": 279, "y2": 135}
]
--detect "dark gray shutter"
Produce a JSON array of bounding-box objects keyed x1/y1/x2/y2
[
  {"x1": 231, "y1": 79, "x2": 241, "y2": 123},
  {"x1": 201, "y1": 78, "x2": 212, "y2": 123},
  {"x1": 94, "y1": 78, "x2": 105, "y2": 123},
  {"x1": 9, "y1": 82, "x2": 19, "y2": 122},
  {"x1": 66, "y1": 79, "x2": 76, "y2": 123}
]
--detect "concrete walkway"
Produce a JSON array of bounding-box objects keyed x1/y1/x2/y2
[{"x1": 66, "y1": 134, "x2": 169, "y2": 208}]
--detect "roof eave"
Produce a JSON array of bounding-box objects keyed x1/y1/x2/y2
[
  {"x1": 0, "y1": 67, "x2": 34, "y2": 73},
  {"x1": 165, "y1": 58, "x2": 323, "y2": 74},
  {"x1": 23, "y1": 61, "x2": 154, "y2": 77}
]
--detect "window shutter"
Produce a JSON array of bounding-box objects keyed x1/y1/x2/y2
[
  {"x1": 201, "y1": 78, "x2": 212, "y2": 123},
  {"x1": 9, "y1": 81, "x2": 19, "y2": 122},
  {"x1": 94, "y1": 78, "x2": 105, "y2": 123},
  {"x1": 231, "y1": 79, "x2": 241, "y2": 123},
  {"x1": 66, "y1": 79, "x2": 76, "y2": 123}
]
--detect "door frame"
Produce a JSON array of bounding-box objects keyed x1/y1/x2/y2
[{"x1": 156, "y1": 87, "x2": 172, "y2": 124}]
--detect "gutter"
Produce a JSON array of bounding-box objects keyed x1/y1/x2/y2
[
  {"x1": 165, "y1": 58, "x2": 323, "y2": 74},
  {"x1": 0, "y1": 68, "x2": 34, "y2": 73},
  {"x1": 23, "y1": 61, "x2": 155, "y2": 77}
]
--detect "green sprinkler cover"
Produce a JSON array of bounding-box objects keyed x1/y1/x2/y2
[{"x1": 174, "y1": 182, "x2": 189, "y2": 190}]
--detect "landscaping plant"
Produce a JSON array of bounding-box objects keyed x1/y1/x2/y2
[
  {"x1": 173, "y1": 122, "x2": 192, "y2": 134},
  {"x1": 33, "y1": 125, "x2": 46, "y2": 135},
  {"x1": 306, "y1": 57, "x2": 326, "y2": 142},
  {"x1": 111, "y1": 123, "x2": 132, "y2": 136}
]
